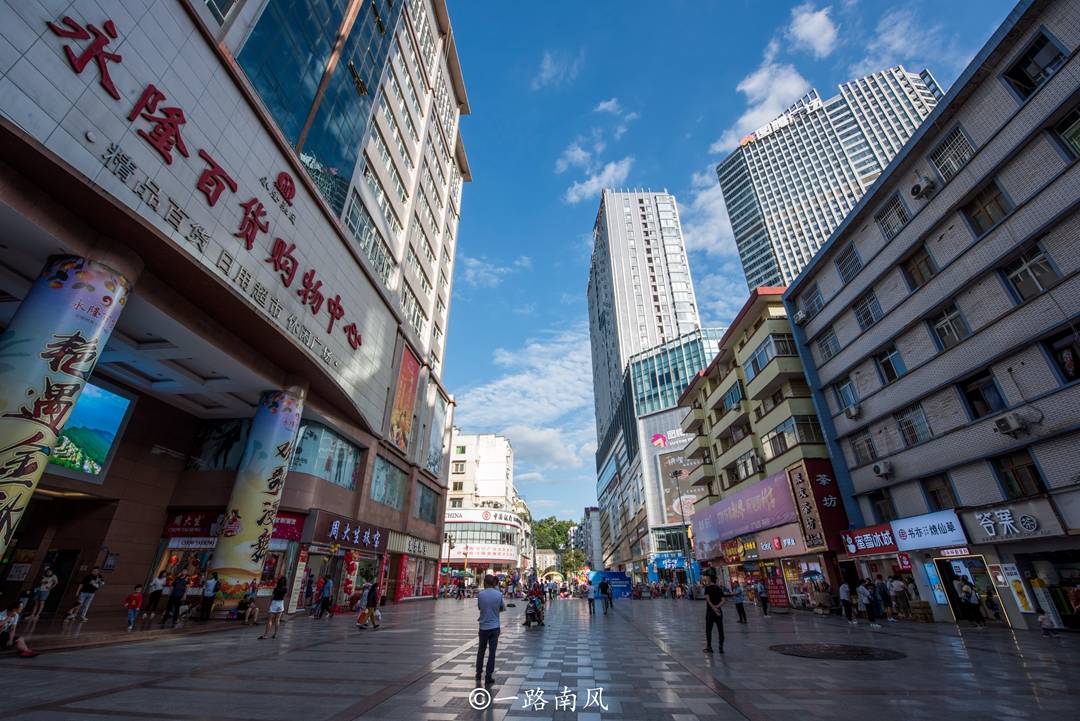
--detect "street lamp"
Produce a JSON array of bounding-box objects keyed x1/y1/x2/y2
[
  {"x1": 671, "y1": 469, "x2": 696, "y2": 589},
  {"x1": 441, "y1": 531, "x2": 454, "y2": 596}
]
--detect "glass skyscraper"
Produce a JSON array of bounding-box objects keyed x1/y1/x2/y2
[
  {"x1": 717, "y1": 66, "x2": 941, "y2": 289},
  {"x1": 629, "y1": 328, "x2": 725, "y2": 415}
]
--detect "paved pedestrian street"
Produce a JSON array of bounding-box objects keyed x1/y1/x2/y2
[{"x1": 1, "y1": 597, "x2": 1076, "y2": 721}]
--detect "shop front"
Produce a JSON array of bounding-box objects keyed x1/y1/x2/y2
[
  {"x1": 958, "y1": 496, "x2": 1076, "y2": 630},
  {"x1": 838, "y1": 523, "x2": 911, "y2": 587},
  {"x1": 299, "y1": 510, "x2": 388, "y2": 612},
  {"x1": 388, "y1": 532, "x2": 439, "y2": 601},
  {"x1": 647, "y1": 551, "x2": 701, "y2": 585},
  {"x1": 442, "y1": 508, "x2": 524, "y2": 584}
]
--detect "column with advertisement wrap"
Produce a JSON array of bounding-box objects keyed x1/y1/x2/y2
[
  {"x1": 0, "y1": 256, "x2": 132, "y2": 556},
  {"x1": 212, "y1": 388, "x2": 305, "y2": 595}
]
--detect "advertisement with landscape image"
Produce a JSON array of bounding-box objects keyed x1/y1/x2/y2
[{"x1": 48, "y1": 381, "x2": 134, "y2": 482}]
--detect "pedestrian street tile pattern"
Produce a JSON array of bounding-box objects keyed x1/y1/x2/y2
[{"x1": 0, "y1": 595, "x2": 1076, "y2": 721}]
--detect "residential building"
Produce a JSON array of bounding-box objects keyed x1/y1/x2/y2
[
  {"x1": 717, "y1": 67, "x2": 941, "y2": 290},
  {"x1": 536, "y1": 548, "x2": 560, "y2": 576},
  {"x1": 593, "y1": 329, "x2": 725, "y2": 581},
  {"x1": 784, "y1": 0, "x2": 1080, "y2": 630},
  {"x1": 0, "y1": 0, "x2": 468, "y2": 613},
  {"x1": 588, "y1": 190, "x2": 702, "y2": 439},
  {"x1": 442, "y1": 429, "x2": 534, "y2": 576},
  {"x1": 678, "y1": 289, "x2": 849, "y2": 605}
]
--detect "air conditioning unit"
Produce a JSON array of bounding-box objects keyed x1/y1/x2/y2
[
  {"x1": 993, "y1": 412, "x2": 1028, "y2": 437},
  {"x1": 844, "y1": 404, "x2": 862, "y2": 420},
  {"x1": 792, "y1": 309, "x2": 809, "y2": 325},
  {"x1": 910, "y1": 173, "x2": 938, "y2": 199},
  {"x1": 872, "y1": 460, "x2": 892, "y2": 477}
]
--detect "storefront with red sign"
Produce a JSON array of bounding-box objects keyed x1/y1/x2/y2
[
  {"x1": 296, "y1": 509, "x2": 389, "y2": 613},
  {"x1": 837, "y1": 522, "x2": 909, "y2": 591}
]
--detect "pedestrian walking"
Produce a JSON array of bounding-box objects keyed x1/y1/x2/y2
[
  {"x1": 875, "y1": 575, "x2": 896, "y2": 622},
  {"x1": 303, "y1": 571, "x2": 315, "y2": 611},
  {"x1": 28, "y1": 566, "x2": 58, "y2": 620},
  {"x1": 75, "y1": 567, "x2": 105, "y2": 621},
  {"x1": 598, "y1": 578, "x2": 613, "y2": 614},
  {"x1": 143, "y1": 571, "x2": 166, "y2": 618},
  {"x1": 753, "y1": 579, "x2": 769, "y2": 617},
  {"x1": 890, "y1": 576, "x2": 910, "y2": 619},
  {"x1": 1, "y1": 603, "x2": 39, "y2": 658},
  {"x1": 859, "y1": 579, "x2": 880, "y2": 627},
  {"x1": 259, "y1": 576, "x2": 288, "y2": 639},
  {"x1": 840, "y1": 580, "x2": 855, "y2": 624},
  {"x1": 584, "y1": 581, "x2": 595, "y2": 614},
  {"x1": 475, "y1": 574, "x2": 504, "y2": 687},
  {"x1": 730, "y1": 581, "x2": 747, "y2": 623},
  {"x1": 200, "y1": 572, "x2": 220, "y2": 621},
  {"x1": 703, "y1": 571, "x2": 725, "y2": 654},
  {"x1": 357, "y1": 579, "x2": 382, "y2": 629},
  {"x1": 960, "y1": 582, "x2": 985, "y2": 628},
  {"x1": 124, "y1": 585, "x2": 143, "y2": 630},
  {"x1": 318, "y1": 575, "x2": 335, "y2": 619},
  {"x1": 159, "y1": 573, "x2": 189, "y2": 628}
]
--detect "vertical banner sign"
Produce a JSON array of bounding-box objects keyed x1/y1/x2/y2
[
  {"x1": 0, "y1": 256, "x2": 130, "y2": 556},
  {"x1": 424, "y1": 393, "x2": 448, "y2": 476},
  {"x1": 389, "y1": 349, "x2": 421, "y2": 451},
  {"x1": 212, "y1": 389, "x2": 304, "y2": 595}
]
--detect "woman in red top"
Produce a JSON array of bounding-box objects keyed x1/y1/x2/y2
[{"x1": 124, "y1": 585, "x2": 144, "y2": 631}]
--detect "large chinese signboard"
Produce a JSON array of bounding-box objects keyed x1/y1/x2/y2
[
  {"x1": 839, "y1": 522, "x2": 898, "y2": 557},
  {"x1": 692, "y1": 472, "x2": 797, "y2": 561},
  {"x1": 959, "y1": 497, "x2": 1065, "y2": 545},
  {"x1": 787, "y1": 459, "x2": 848, "y2": 552},
  {"x1": 6, "y1": 3, "x2": 401, "y2": 429},
  {"x1": 308, "y1": 509, "x2": 388, "y2": 554},
  {"x1": 890, "y1": 509, "x2": 967, "y2": 551}
]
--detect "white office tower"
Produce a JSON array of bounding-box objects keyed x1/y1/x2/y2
[
  {"x1": 717, "y1": 66, "x2": 942, "y2": 290},
  {"x1": 588, "y1": 190, "x2": 701, "y2": 439}
]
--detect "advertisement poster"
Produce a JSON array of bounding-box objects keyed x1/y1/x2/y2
[
  {"x1": 424, "y1": 394, "x2": 449, "y2": 476},
  {"x1": 692, "y1": 472, "x2": 797, "y2": 560},
  {"x1": 290, "y1": 423, "x2": 361, "y2": 489},
  {"x1": 1029, "y1": 578, "x2": 1062, "y2": 627},
  {"x1": 212, "y1": 389, "x2": 304, "y2": 595},
  {"x1": 658, "y1": 450, "x2": 706, "y2": 524},
  {"x1": 48, "y1": 381, "x2": 134, "y2": 482},
  {"x1": 389, "y1": 349, "x2": 421, "y2": 452},
  {"x1": 1001, "y1": 563, "x2": 1036, "y2": 614},
  {"x1": 0, "y1": 256, "x2": 130, "y2": 555},
  {"x1": 922, "y1": 561, "x2": 949, "y2": 605},
  {"x1": 288, "y1": 547, "x2": 309, "y2": 613},
  {"x1": 765, "y1": 569, "x2": 790, "y2": 608},
  {"x1": 588, "y1": 570, "x2": 633, "y2": 598}
]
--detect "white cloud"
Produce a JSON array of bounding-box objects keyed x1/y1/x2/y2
[
  {"x1": 787, "y1": 2, "x2": 838, "y2": 59},
  {"x1": 453, "y1": 325, "x2": 597, "y2": 483},
  {"x1": 517, "y1": 472, "x2": 544, "y2": 483},
  {"x1": 614, "y1": 111, "x2": 640, "y2": 140},
  {"x1": 695, "y1": 262, "x2": 751, "y2": 326},
  {"x1": 679, "y1": 169, "x2": 737, "y2": 256},
  {"x1": 554, "y1": 142, "x2": 592, "y2": 174},
  {"x1": 459, "y1": 255, "x2": 530, "y2": 288},
  {"x1": 564, "y1": 156, "x2": 634, "y2": 204},
  {"x1": 531, "y1": 49, "x2": 584, "y2": 90},
  {"x1": 513, "y1": 302, "x2": 537, "y2": 316},
  {"x1": 594, "y1": 97, "x2": 622, "y2": 114},
  {"x1": 849, "y1": 8, "x2": 972, "y2": 84}
]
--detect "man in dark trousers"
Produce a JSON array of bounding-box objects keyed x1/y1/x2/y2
[
  {"x1": 703, "y1": 570, "x2": 725, "y2": 654},
  {"x1": 160, "y1": 573, "x2": 189, "y2": 628},
  {"x1": 475, "y1": 574, "x2": 505, "y2": 687},
  {"x1": 598, "y1": 578, "x2": 613, "y2": 614}
]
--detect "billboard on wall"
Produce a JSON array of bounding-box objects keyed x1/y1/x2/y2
[
  {"x1": 424, "y1": 393, "x2": 449, "y2": 476},
  {"x1": 389, "y1": 348, "x2": 421, "y2": 452},
  {"x1": 692, "y1": 472, "x2": 798, "y2": 560},
  {"x1": 658, "y1": 450, "x2": 707, "y2": 524}
]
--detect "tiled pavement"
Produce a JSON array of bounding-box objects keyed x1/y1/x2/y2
[{"x1": 0, "y1": 596, "x2": 1076, "y2": 720}]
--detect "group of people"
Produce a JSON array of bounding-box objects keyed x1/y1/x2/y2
[
  {"x1": 839, "y1": 575, "x2": 916, "y2": 627},
  {"x1": 302, "y1": 572, "x2": 338, "y2": 619}
]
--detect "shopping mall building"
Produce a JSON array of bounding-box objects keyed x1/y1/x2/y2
[{"x1": 0, "y1": 0, "x2": 469, "y2": 612}]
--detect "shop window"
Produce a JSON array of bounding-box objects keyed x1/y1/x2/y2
[
  {"x1": 413, "y1": 482, "x2": 439, "y2": 524},
  {"x1": 290, "y1": 422, "x2": 363, "y2": 490},
  {"x1": 187, "y1": 418, "x2": 251, "y2": 471},
  {"x1": 959, "y1": 370, "x2": 1006, "y2": 419},
  {"x1": 866, "y1": 488, "x2": 896, "y2": 522},
  {"x1": 993, "y1": 449, "x2": 1047, "y2": 500},
  {"x1": 1043, "y1": 328, "x2": 1080, "y2": 383},
  {"x1": 921, "y1": 474, "x2": 957, "y2": 511},
  {"x1": 371, "y1": 456, "x2": 407, "y2": 510}
]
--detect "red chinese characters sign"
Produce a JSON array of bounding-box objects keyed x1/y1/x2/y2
[
  {"x1": 840, "y1": 522, "x2": 898, "y2": 557},
  {"x1": 43, "y1": 14, "x2": 364, "y2": 367}
]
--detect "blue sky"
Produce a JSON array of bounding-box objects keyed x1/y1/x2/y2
[{"x1": 443, "y1": 0, "x2": 1015, "y2": 521}]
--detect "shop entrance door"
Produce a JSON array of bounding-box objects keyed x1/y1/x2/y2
[
  {"x1": 43, "y1": 549, "x2": 80, "y2": 615},
  {"x1": 935, "y1": 555, "x2": 1010, "y2": 627}
]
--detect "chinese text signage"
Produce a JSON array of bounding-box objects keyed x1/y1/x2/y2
[
  {"x1": 959, "y1": 498, "x2": 1064, "y2": 545},
  {"x1": 692, "y1": 472, "x2": 797, "y2": 560},
  {"x1": 309, "y1": 510, "x2": 388, "y2": 553},
  {"x1": 890, "y1": 509, "x2": 967, "y2": 551},
  {"x1": 840, "y1": 522, "x2": 898, "y2": 557}
]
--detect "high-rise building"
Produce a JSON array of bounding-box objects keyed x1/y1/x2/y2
[
  {"x1": 582, "y1": 507, "x2": 604, "y2": 570},
  {"x1": 785, "y1": 0, "x2": 1080, "y2": 631},
  {"x1": 588, "y1": 190, "x2": 702, "y2": 439},
  {"x1": 717, "y1": 67, "x2": 941, "y2": 290},
  {"x1": 0, "y1": 0, "x2": 468, "y2": 609}
]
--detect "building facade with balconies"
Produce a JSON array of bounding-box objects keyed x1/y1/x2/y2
[
  {"x1": 678, "y1": 289, "x2": 849, "y2": 610},
  {"x1": 784, "y1": 0, "x2": 1080, "y2": 630}
]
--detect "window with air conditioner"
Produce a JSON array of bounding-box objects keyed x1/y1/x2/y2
[
  {"x1": 874, "y1": 194, "x2": 910, "y2": 240},
  {"x1": 834, "y1": 377, "x2": 859, "y2": 411},
  {"x1": 800, "y1": 283, "x2": 824, "y2": 318},
  {"x1": 959, "y1": 370, "x2": 1006, "y2": 419}
]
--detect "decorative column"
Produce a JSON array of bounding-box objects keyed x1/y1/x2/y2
[
  {"x1": 0, "y1": 255, "x2": 132, "y2": 557},
  {"x1": 212, "y1": 387, "x2": 305, "y2": 595}
]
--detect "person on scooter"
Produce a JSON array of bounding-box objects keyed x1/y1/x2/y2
[{"x1": 525, "y1": 581, "x2": 546, "y2": 626}]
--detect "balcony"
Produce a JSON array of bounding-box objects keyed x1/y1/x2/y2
[
  {"x1": 714, "y1": 432, "x2": 758, "y2": 472},
  {"x1": 705, "y1": 377, "x2": 737, "y2": 413},
  {"x1": 681, "y1": 406, "x2": 705, "y2": 434},
  {"x1": 682, "y1": 433, "x2": 710, "y2": 460},
  {"x1": 687, "y1": 461, "x2": 715, "y2": 488},
  {"x1": 710, "y1": 399, "x2": 751, "y2": 440},
  {"x1": 746, "y1": 356, "x2": 804, "y2": 401}
]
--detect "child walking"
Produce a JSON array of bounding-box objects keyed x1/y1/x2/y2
[{"x1": 124, "y1": 585, "x2": 144, "y2": 631}]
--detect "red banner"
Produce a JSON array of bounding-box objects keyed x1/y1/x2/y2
[{"x1": 839, "y1": 522, "x2": 898, "y2": 557}]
